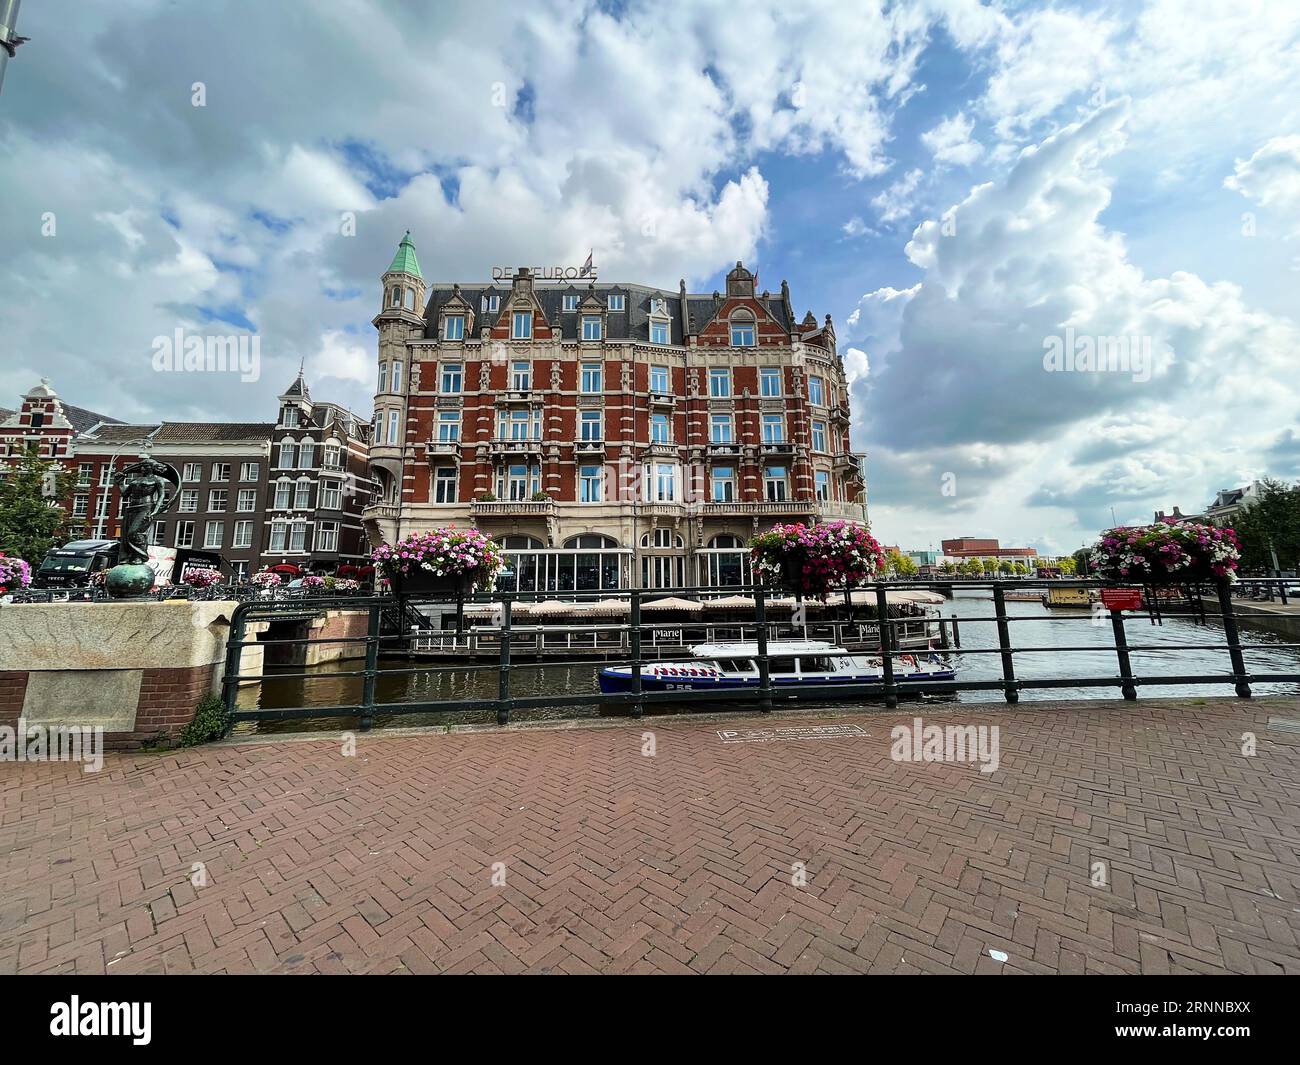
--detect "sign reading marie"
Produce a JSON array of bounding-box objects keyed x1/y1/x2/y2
[{"x1": 492, "y1": 253, "x2": 596, "y2": 282}]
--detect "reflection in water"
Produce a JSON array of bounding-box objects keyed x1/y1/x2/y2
[{"x1": 234, "y1": 592, "x2": 1300, "y2": 735}]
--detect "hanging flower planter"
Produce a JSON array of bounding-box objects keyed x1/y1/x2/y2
[
  {"x1": 1089, "y1": 521, "x2": 1241, "y2": 585},
  {"x1": 749, "y1": 521, "x2": 886, "y2": 599},
  {"x1": 371, "y1": 527, "x2": 505, "y2": 596}
]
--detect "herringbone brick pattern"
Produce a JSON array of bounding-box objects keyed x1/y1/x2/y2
[{"x1": 2, "y1": 697, "x2": 1299, "y2": 974}]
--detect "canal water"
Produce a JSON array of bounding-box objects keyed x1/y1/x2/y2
[{"x1": 234, "y1": 591, "x2": 1300, "y2": 735}]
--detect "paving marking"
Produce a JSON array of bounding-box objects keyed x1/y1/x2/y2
[{"x1": 717, "y1": 723, "x2": 867, "y2": 744}]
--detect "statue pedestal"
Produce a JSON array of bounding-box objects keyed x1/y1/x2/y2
[
  {"x1": 0, "y1": 600, "x2": 263, "y2": 749},
  {"x1": 105, "y1": 562, "x2": 155, "y2": 599}
]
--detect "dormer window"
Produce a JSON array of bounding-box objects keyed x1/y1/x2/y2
[
  {"x1": 282, "y1": 406, "x2": 300, "y2": 427},
  {"x1": 482, "y1": 294, "x2": 500, "y2": 313},
  {"x1": 582, "y1": 315, "x2": 602, "y2": 341},
  {"x1": 730, "y1": 311, "x2": 756, "y2": 347},
  {"x1": 607, "y1": 293, "x2": 625, "y2": 311},
  {"x1": 512, "y1": 311, "x2": 533, "y2": 339},
  {"x1": 563, "y1": 294, "x2": 578, "y2": 312},
  {"x1": 444, "y1": 314, "x2": 465, "y2": 341}
]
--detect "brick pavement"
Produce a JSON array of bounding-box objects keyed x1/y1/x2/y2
[{"x1": 2, "y1": 696, "x2": 1299, "y2": 974}]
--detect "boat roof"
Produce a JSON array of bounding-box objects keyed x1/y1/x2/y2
[{"x1": 691, "y1": 640, "x2": 848, "y2": 657}]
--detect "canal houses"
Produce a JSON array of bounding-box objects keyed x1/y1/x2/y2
[{"x1": 362, "y1": 235, "x2": 869, "y2": 594}]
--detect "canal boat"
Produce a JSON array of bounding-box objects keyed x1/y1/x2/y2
[{"x1": 597, "y1": 640, "x2": 955, "y2": 696}]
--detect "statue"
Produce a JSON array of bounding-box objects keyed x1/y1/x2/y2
[{"x1": 106, "y1": 454, "x2": 180, "y2": 598}]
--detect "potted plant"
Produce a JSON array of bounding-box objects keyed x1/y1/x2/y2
[
  {"x1": 0, "y1": 552, "x2": 32, "y2": 597},
  {"x1": 749, "y1": 520, "x2": 885, "y2": 599},
  {"x1": 371, "y1": 526, "x2": 505, "y2": 596},
  {"x1": 1089, "y1": 522, "x2": 1241, "y2": 585}
]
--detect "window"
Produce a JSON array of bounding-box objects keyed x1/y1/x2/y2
[
  {"x1": 298, "y1": 441, "x2": 315, "y2": 468},
  {"x1": 811, "y1": 420, "x2": 827, "y2": 452},
  {"x1": 582, "y1": 315, "x2": 602, "y2": 341},
  {"x1": 815, "y1": 470, "x2": 831, "y2": 501},
  {"x1": 233, "y1": 521, "x2": 254, "y2": 549},
  {"x1": 511, "y1": 361, "x2": 531, "y2": 391},
  {"x1": 711, "y1": 467, "x2": 735, "y2": 502},
  {"x1": 434, "y1": 467, "x2": 457, "y2": 503},
  {"x1": 579, "y1": 465, "x2": 602, "y2": 502},
  {"x1": 179, "y1": 489, "x2": 198, "y2": 512},
  {"x1": 289, "y1": 521, "x2": 308, "y2": 552},
  {"x1": 441, "y1": 363, "x2": 462, "y2": 393},
  {"x1": 762, "y1": 414, "x2": 785, "y2": 444},
  {"x1": 482, "y1": 294, "x2": 500, "y2": 313},
  {"x1": 277, "y1": 442, "x2": 296, "y2": 468},
  {"x1": 501, "y1": 464, "x2": 535, "y2": 501},
  {"x1": 387, "y1": 410, "x2": 400, "y2": 445},
  {"x1": 274, "y1": 481, "x2": 291, "y2": 509},
  {"x1": 759, "y1": 367, "x2": 781, "y2": 397},
  {"x1": 563, "y1": 293, "x2": 578, "y2": 312},
  {"x1": 230, "y1": 561, "x2": 249, "y2": 581},
  {"x1": 765, "y1": 466, "x2": 788, "y2": 501},
  {"x1": 607, "y1": 293, "x2": 625, "y2": 311},
  {"x1": 208, "y1": 489, "x2": 227, "y2": 512},
  {"x1": 30, "y1": 411, "x2": 44, "y2": 428},
  {"x1": 653, "y1": 463, "x2": 676, "y2": 501},
  {"x1": 436, "y1": 410, "x2": 461, "y2": 441},
  {"x1": 651, "y1": 412, "x2": 670, "y2": 444},
  {"x1": 580, "y1": 409, "x2": 602, "y2": 441},
  {"x1": 268, "y1": 523, "x2": 287, "y2": 552},
  {"x1": 404, "y1": 286, "x2": 415, "y2": 310},
  {"x1": 709, "y1": 367, "x2": 731, "y2": 397},
  {"x1": 322, "y1": 446, "x2": 341, "y2": 470},
  {"x1": 294, "y1": 480, "x2": 312, "y2": 508},
  {"x1": 73, "y1": 494, "x2": 88, "y2": 516},
  {"x1": 499, "y1": 408, "x2": 539, "y2": 440},
  {"x1": 650, "y1": 365, "x2": 669, "y2": 393},
  {"x1": 511, "y1": 310, "x2": 532, "y2": 339},
  {"x1": 390, "y1": 360, "x2": 402, "y2": 393},
  {"x1": 710, "y1": 414, "x2": 733, "y2": 444},
  {"x1": 809, "y1": 375, "x2": 825, "y2": 406},
  {"x1": 320, "y1": 480, "x2": 341, "y2": 510},
  {"x1": 650, "y1": 319, "x2": 669, "y2": 345},
  {"x1": 175, "y1": 521, "x2": 194, "y2": 548},
  {"x1": 151, "y1": 521, "x2": 167, "y2": 546},
  {"x1": 282, "y1": 406, "x2": 300, "y2": 428},
  {"x1": 378, "y1": 362, "x2": 389, "y2": 392},
  {"x1": 99, "y1": 464, "x2": 113, "y2": 487},
  {"x1": 204, "y1": 521, "x2": 224, "y2": 549},
  {"x1": 443, "y1": 314, "x2": 465, "y2": 341},
  {"x1": 77, "y1": 463, "x2": 93, "y2": 486},
  {"x1": 730, "y1": 314, "x2": 756, "y2": 347},
  {"x1": 580, "y1": 362, "x2": 602, "y2": 393},
  {"x1": 316, "y1": 521, "x2": 339, "y2": 553},
  {"x1": 390, "y1": 285, "x2": 401, "y2": 307},
  {"x1": 240, "y1": 462, "x2": 259, "y2": 481}
]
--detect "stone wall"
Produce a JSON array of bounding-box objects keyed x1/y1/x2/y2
[{"x1": 0, "y1": 600, "x2": 246, "y2": 750}]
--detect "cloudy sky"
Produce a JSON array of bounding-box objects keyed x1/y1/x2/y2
[{"x1": 2, "y1": 0, "x2": 1298, "y2": 555}]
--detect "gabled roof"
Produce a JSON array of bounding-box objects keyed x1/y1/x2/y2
[
  {"x1": 79, "y1": 423, "x2": 160, "y2": 446},
  {"x1": 153, "y1": 422, "x2": 276, "y2": 444},
  {"x1": 63, "y1": 404, "x2": 124, "y2": 435}
]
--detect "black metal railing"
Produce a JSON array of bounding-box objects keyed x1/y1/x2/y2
[{"x1": 219, "y1": 578, "x2": 1300, "y2": 732}]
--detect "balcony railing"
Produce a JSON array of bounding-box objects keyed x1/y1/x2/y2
[
  {"x1": 574, "y1": 439, "x2": 605, "y2": 457},
  {"x1": 425, "y1": 440, "x2": 462, "y2": 460},
  {"x1": 487, "y1": 439, "x2": 544, "y2": 458},
  {"x1": 697, "y1": 500, "x2": 816, "y2": 517},
  {"x1": 649, "y1": 391, "x2": 676, "y2": 408},
  {"x1": 472, "y1": 499, "x2": 555, "y2": 517},
  {"x1": 362, "y1": 503, "x2": 399, "y2": 520},
  {"x1": 830, "y1": 404, "x2": 851, "y2": 425}
]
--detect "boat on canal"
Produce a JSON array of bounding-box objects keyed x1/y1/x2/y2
[{"x1": 597, "y1": 640, "x2": 955, "y2": 697}]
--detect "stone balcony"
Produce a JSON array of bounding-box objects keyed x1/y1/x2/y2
[
  {"x1": 649, "y1": 391, "x2": 676, "y2": 409},
  {"x1": 696, "y1": 499, "x2": 817, "y2": 518},
  {"x1": 424, "y1": 440, "x2": 462, "y2": 461},
  {"x1": 486, "y1": 439, "x2": 545, "y2": 460},
  {"x1": 574, "y1": 439, "x2": 606, "y2": 458},
  {"x1": 471, "y1": 499, "x2": 555, "y2": 518}
]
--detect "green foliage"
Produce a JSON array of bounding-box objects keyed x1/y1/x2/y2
[
  {"x1": 477, "y1": 491, "x2": 497, "y2": 502},
  {"x1": 0, "y1": 446, "x2": 76, "y2": 565},
  {"x1": 958, "y1": 558, "x2": 983, "y2": 576},
  {"x1": 885, "y1": 549, "x2": 918, "y2": 577},
  {"x1": 1233, "y1": 478, "x2": 1300, "y2": 573},
  {"x1": 179, "y1": 693, "x2": 230, "y2": 747},
  {"x1": 1057, "y1": 557, "x2": 1077, "y2": 575}
]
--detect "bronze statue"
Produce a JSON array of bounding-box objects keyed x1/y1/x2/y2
[{"x1": 106, "y1": 454, "x2": 180, "y2": 597}]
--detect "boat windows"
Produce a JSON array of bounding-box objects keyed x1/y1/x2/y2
[
  {"x1": 768, "y1": 657, "x2": 797, "y2": 673},
  {"x1": 717, "y1": 658, "x2": 756, "y2": 673},
  {"x1": 797, "y1": 656, "x2": 834, "y2": 673}
]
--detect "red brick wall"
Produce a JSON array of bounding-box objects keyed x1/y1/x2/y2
[{"x1": 0, "y1": 670, "x2": 29, "y2": 733}]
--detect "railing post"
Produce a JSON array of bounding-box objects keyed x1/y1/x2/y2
[
  {"x1": 992, "y1": 583, "x2": 1019, "y2": 704},
  {"x1": 220, "y1": 606, "x2": 246, "y2": 736},
  {"x1": 1216, "y1": 579, "x2": 1252, "y2": 698},
  {"x1": 496, "y1": 598, "x2": 512, "y2": 725},
  {"x1": 755, "y1": 587, "x2": 772, "y2": 713},
  {"x1": 1109, "y1": 608, "x2": 1138, "y2": 700},
  {"x1": 359, "y1": 601, "x2": 380, "y2": 731},
  {"x1": 629, "y1": 589, "x2": 644, "y2": 719},
  {"x1": 875, "y1": 583, "x2": 898, "y2": 709}
]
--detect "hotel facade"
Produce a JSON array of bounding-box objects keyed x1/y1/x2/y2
[{"x1": 363, "y1": 234, "x2": 868, "y2": 594}]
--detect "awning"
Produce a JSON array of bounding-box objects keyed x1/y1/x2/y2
[
  {"x1": 642, "y1": 596, "x2": 704, "y2": 612},
  {"x1": 890, "y1": 589, "x2": 947, "y2": 604},
  {"x1": 706, "y1": 594, "x2": 756, "y2": 609}
]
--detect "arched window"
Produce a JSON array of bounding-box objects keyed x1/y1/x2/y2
[
  {"x1": 709, "y1": 534, "x2": 743, "y2": 549},
  {"x1": 729, "y1": 310, "x2": 756, "y2": 347},
  {"x1": 390, "y1": 285, "x2": 401, "y2": 307},
  {"x1": 498, "y1": 535, "x2": 545, "y2": 550},
  {"x1": 404, "y1": 286, "x2": 415, "y2": 309},
  {"x1": 564, "y1": 533, "x2": 618, "y2": 549}
]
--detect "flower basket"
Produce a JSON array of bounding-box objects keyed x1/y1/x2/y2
[
  {"x1": 749, "y1": 521, "x2": 886, "y2": 599},
  {"x1": 250, "y1": 568, "x2": 282, "y2": 589},
  {"x1": 0, "y1": 552, "x2": 32, "y2": 596},
  {"x1": 1090, "y1": 522, "x2": 1241, "y2": 585},
  {"x1": 371, "y1": 527, "x2": 504, "y2": 597}
]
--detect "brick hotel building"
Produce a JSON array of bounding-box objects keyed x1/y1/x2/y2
[{"x1": 364, "y1": 234, "x2": 867, "y2": 592}]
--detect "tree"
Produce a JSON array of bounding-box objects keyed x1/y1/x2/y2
[
  {"x1": 885, "y1": 549, "x2": 917, "y2": 577},
  {"x1": 1057, "y1": 557, "x2": 1077, "y2": 576},
  {"x1": 958, "y1": 558, "x2": 983, "y2": 577},
  {"x1": 1071, "y1": 547, "x2": 1092, "y2": 576},
  {"x1": 939, "y1": 560, "x2": 956, "y2": 574},
  {"x1": 1233, "y1": 478, "x2": 1300, "y2": 573},
  {"x1": 0, "y1": 446, "x2": 76, "y2": 565},
  {"x1": 998, "y1": 560, "x2": 1015, "y2": 575}
]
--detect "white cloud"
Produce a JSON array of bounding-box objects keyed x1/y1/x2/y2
[
  {"x1": 871, "y1": 168, "x2": 924, "y2": 225},
  {"x1": 1225, "y1": 135, "x2": 1300, "y2": 234},
  {"x1": 921, "y1": 111, "x2": 982, "y2": 167}
]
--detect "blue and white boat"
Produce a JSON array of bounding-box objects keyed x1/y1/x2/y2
[{"x1": 597, "y1": 640, "x2": 955, "y2": 696}]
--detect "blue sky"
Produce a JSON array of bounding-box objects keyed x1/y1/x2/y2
[{"x1": 2, "y1": 0, "x2": 1299, "y2": 556}]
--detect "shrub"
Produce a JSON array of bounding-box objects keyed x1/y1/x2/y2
[{"x1": 179, "y1": 693, "x2": 230, "y2": 747}]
